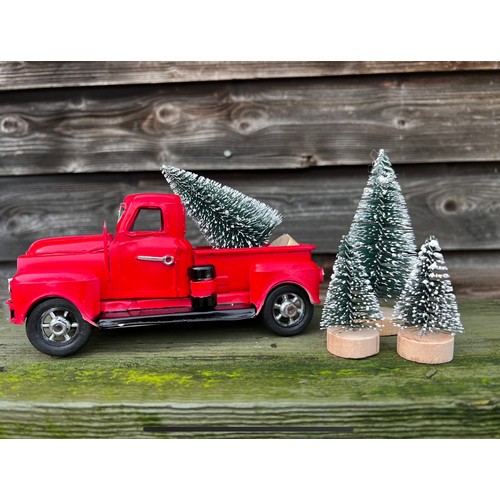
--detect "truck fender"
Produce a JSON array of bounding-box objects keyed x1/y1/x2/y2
[
  {"x1": 11, "y1": 273, "x2": 101, "y2": 326},
  {"x1": 249, "y1": 262, "x2": 322, "y2": 313}
]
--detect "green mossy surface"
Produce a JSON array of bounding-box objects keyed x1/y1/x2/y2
[
  {"x1": 0, "y1": 302, "x2": 498, "y2": 437},
  {"x1": 1, "y1": 302, "x2": 498, "y2": 405}
]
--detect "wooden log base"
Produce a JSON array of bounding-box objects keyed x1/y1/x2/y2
[
  {"x1": 397, "y1": 328, "x2": 455, "y2": 364},
  {"x1": 269, "y1": 233, "x2": 299, "y2": 247},
  {"x1": 326, "y1": 327, "x2": 380, "y2": 359},
  {"x1": 379, "y1": 306, "x2": 399, "y2": 337}
]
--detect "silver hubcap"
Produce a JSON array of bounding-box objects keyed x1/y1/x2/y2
[
  {"x1": 272, "y1": 293, "x2": 305, "y2": 327},
  {"x1": 40, "y1": 308, "x2": 79, "y2": 343}
]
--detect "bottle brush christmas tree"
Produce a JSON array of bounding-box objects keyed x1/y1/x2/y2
[
  {"x1": 162, "y1": 165, "x2": 282, "y2": 249},
  {"x1": 350, "y1": 149, "x2": 417, "y2": 301},
  {"x1": 395, "y1": 235, "x2": 463, "y2": 336},
  {"x1": 320, "y1": 233, "x2": 383, "y2": 359},
  {"x1": 320, "y1": 233, "x2": 382, "y2": 329},
  {"x1": 395, "y1": 235, "x2": 463, "y2": 364}
]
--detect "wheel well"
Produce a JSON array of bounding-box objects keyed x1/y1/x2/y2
[
  {"x1": 26, "y1": 296, "x2": 74, "y2": 321},
  {"x1": 267, "y1": 282, "x2": 308, "y2": 297},
  {"x1": 256, "y1": 282, "x2": 311, "y2": 313}
]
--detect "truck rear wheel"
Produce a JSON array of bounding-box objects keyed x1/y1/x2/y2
[
  {"x1": 261, "y1": 285, "x2": 314, "y2": 337},
  {"x1": 26, "y1": 299, "x2": 93, "y2": 357}
]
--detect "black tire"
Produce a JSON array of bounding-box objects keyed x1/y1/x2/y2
[
  {"x1": 26, "y1": 298, "x2": 93, "y2": 357},
  {"x1": 261, "y1": 285, "x2": 314, "y2": 337},
  {"x1": 188, "y1": 265, "x2": 215, "y2": 281}
]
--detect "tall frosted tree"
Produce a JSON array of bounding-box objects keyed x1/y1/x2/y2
[
  {"x1": 162, "y1": 165, "x2": 282, "y2": 248},
  {"x1": 350, "y1": 149, "x2": 417, "y2": 300},
  {"x1": 320, "y1": 233, "x2": 383, "y2": 330},
  {"x1": 395, "y1": 235, "x2": 463, "y2": 336}
]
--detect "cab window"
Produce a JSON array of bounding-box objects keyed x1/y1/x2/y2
[{"x1": 130, "y1": 208, "x2": 163, "y2": 232}]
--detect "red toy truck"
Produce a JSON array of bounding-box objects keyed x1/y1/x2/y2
[{"x1": 5, "y1": 194, "x2": 323, "y2": 356}]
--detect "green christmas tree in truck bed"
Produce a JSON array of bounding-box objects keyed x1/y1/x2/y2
[{"x1": 162, "y1": 165, "x2": 283, "y2": 249}]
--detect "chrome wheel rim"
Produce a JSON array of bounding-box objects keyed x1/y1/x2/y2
[
  {"x1": 272, "y1": 293, "x2": 305, "y2": 327},
  {"x1": 40, "y1": 307, "x2": 79, "y2": 343}
]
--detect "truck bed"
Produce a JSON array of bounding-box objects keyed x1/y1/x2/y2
[{"x1": 193, "y1": 243, "x2": 317, "y2": 296}]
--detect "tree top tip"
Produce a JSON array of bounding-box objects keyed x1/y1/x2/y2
[{"x1": 425, "y1": 235, "x2": 441, "y2": 250}]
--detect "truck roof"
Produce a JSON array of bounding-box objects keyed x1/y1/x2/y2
[{"x1": 122, "y1": 193, "x2": 181, "y2": 206}]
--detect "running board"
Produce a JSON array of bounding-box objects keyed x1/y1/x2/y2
[{"x1": 98, "y1": 307, "x2": 256, "y2": 329}]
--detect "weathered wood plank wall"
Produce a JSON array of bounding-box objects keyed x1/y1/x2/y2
[
  {"x1": 0, "y1": 61, "x2": 496, "y2": 89},
  {"x1": 1, "y1": 61, "x2": 499, "y2": 299}
]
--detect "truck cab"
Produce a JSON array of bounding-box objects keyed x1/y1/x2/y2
[
  {"x1": 5, "y1": 194, "x2": 323, "y2": 357},
  {"x1": 109, "y1": 194, "x2": 193, "y2": 300}
]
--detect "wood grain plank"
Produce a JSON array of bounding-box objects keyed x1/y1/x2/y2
[
  {"x1": 0, "y1": 401, "x2": 498, "y2": 438},
  {"x1": 315, "y1": 251, "x2": 500, "y2": 300},
  {"x1": 0, "y1": 61, "x2": 498, "y2": 90},
  {"x1": 3, "y1": 72, "x2": 500, "y2": 175},
  {"x1": 1, "y1": 164, "x2": 499, "y2": 260},
  {"x1": 0, "y1": 301, "x2": 498, "y2": 438}
]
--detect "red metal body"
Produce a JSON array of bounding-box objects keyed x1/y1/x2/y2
[{"x1": 6, "y1": 194, "x2": 323, "y2": 340}]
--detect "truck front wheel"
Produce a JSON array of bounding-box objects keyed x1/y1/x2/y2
[
  {"x1": 261, "y1": 285, "x2": 314, "y2": 337},
  {"x1": 26, "y1": 299, "x2": 93, "y2": 357}
]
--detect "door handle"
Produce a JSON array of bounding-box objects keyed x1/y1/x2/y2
[{"x1": 137, "y1": 255, "x2": 175, "y2": 266}]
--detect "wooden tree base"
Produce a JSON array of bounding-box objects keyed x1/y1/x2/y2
[
  {"x1": 397, "y1": 328, "x2": 455, "y2": 364},
  {"x1": 379, "y1": 306, "x2": 398, "y2": 337},
  {"x1": 327, "y1": 327, "x2": 380, "y2": 359}
]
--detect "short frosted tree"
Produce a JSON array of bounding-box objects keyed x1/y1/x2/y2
[
  {"x1": 162, "y1": 165, "x2": 282, "y2": 248},
  {"x1": 350, "y1": 149, "x2": 417, "y2": 300},
  {"x1": 320, "y1": 233, "x2": 383, "y2": 330},
  {"x1": 394, "y1": 235, "x2": 464, "y2": 336}
]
